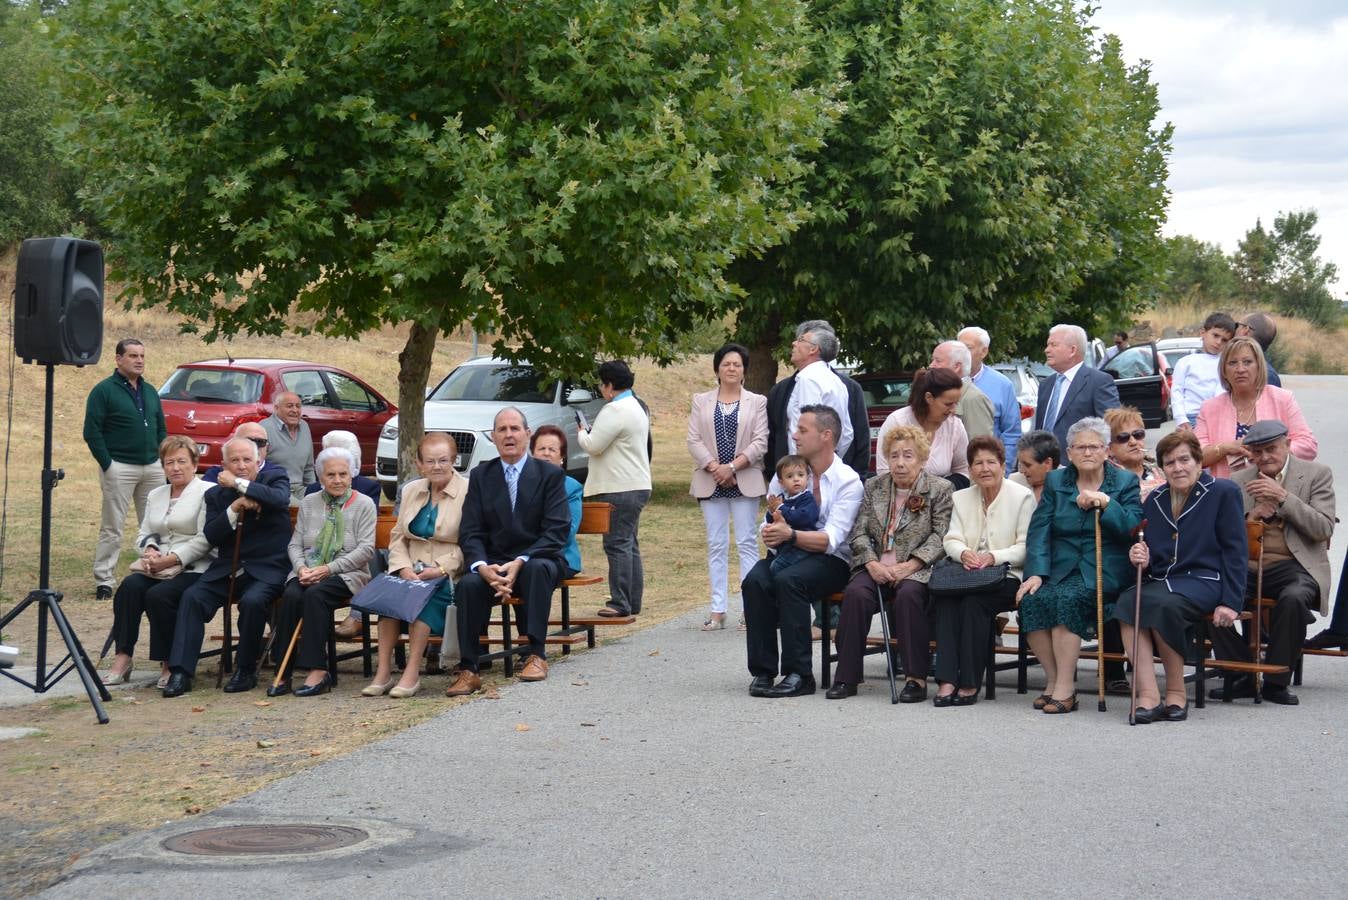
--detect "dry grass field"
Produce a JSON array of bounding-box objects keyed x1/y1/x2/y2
[
  {"x1": 0, "y1": 258, "x2": 749, "y2": 895},
  {"x1": 1134, "y1": 298, "x2": 1348, "y2": 374}
]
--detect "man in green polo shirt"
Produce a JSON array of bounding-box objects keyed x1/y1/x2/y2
[{"x1": 83, "y1": 339, "x2": 168, "y2": 599}]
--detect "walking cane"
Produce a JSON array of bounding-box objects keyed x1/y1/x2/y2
[
  {"x1": 216, "y1": 520, "x2": 245, "y2": 688},
  {"x1": 268, "y1": 621, "x2": 301, "y2": 696},
  {"x1": 875, "y1": 584, "x2": 900, "y2": 705},
  {"x1": 1128, "y1": 520, "x2": 1148, "y2": 726},
  {"x1": 1094, "y1": 508, "x2": 1106, "y2": 713}
]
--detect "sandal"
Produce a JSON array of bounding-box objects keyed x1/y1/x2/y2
[
  {"x1": 737, "y1": 616, "x2": 747, "y2": 632},
  {"x1": 1041, "y1": 694, "x2": 1078, "y2": 715},
  {"x1": 701, "y1": 615, "x2": 726, "y2": 632},
  {"x1": 1032, "y1": 693, "x2": 1052, "y2": 710}
]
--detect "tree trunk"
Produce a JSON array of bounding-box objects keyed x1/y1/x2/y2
[
  {"x1": 744, "y1": 340, "x2": 780, "y2": 396},
  {"x1": 396, "y1": 320, "x2": 439, "y2": 491}
]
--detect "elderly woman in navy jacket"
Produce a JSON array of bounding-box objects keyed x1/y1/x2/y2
[{"x1": 1112, "y1": 429, "x2": 1246, "y2": 723}]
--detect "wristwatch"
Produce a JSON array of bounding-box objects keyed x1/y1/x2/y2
[{"x1": 413, "y1": 561, "x2": 426, "y2": 575}]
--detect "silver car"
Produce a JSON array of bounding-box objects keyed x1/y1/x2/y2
[{"x1": 375, "y1": 357, "x2": 605, "y2": 498}]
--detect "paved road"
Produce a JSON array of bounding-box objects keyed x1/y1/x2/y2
[{"x1": 39, "y1": 377, "x2": 1348, "y2": 897}]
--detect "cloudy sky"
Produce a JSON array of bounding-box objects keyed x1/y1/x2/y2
[{"x1": 1089, "y1": 0, "x2": 1347, "y2": 294}]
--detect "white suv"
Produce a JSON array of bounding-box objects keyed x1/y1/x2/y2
[{"x1": 375, "y1": 357, "x2": 606, "y2": 498}]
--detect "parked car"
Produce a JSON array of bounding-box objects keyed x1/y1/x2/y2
[
  {"x1": 853, "y1": 371, "x2": 917, "y2": 470},
  {"x1": 375, "y1": 357, "x2": 606, "y2": 499},
  {"x1": 1101, "y1": 342, "x2": 1170, "y2": 428},
  {"x1": 989, "y1": 359, "x2": 1049, "y2": 434},
  {"x1": 159, "y1": 359, "x2": 396, "y2": 476}
]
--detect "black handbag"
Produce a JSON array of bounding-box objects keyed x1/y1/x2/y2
[{"x1": 928, "y1": 558, "x2": 1010, "y2": 594}]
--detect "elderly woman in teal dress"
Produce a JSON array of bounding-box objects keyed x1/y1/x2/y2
[
  {"x1": 1015, "y1": 417, "x2": 1142, "y2": 714},
  {"x1": 362, "y1": 433, "x2": 467, "y2": 698}
]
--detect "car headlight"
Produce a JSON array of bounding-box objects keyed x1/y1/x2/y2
[{"x1": 380, "y1": 423, "x2": 398, "y2": 440}]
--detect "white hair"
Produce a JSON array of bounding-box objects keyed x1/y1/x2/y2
[
  {"x1": 1066, "y1": 416, "x2": 1110, "y2": 449},
  {"x1": 316, "y1": 446, "x2": 356, "y2": 474},
  {"x1": 222, "y1": 436, "x2": 259, "y2": 463},
  {"x1": 1050, "y1": 323, "x2": 1088, "y2": 361},
  {"x1": 957, "y1": 326, "x2": 990, "y2": 350},
  {"x1": 321, "y1": 429, "x2": 362, "y2": 470},
  {"x1": 936, "y1": 340, "x2": 972, "y2": 374}
]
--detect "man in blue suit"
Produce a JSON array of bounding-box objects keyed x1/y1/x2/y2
[
  {"x1": 163, "y1": 436, "x2": 292, "y2": 697},
  {"x1": 445, "y1": 407, "x2": 571, "y2": 695},
  {"x1": 1034, "y1": 324, "x2": 1120, "y2": 450}
]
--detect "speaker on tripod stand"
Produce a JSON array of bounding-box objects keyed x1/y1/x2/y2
[{"x1": 2, "y1": 237, "x2": 111, "y2": 723}]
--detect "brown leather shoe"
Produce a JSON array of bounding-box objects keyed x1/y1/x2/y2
[
  {"x1": 518, "y1": 655, "x2": 549, "y2": 682},
  {"x1": 444, "y1": 669, "x2": 482, "y2": 697},
  {"x1": 333, "y1": 616, "x2": 361, "y2": 640}
]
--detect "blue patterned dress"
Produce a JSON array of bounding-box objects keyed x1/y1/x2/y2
[{"x1": 709, "y1": 400, "x2": 742, "y2": 500}]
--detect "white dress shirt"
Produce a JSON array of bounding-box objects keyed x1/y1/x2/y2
[
  {"x1": 786, "y1": 360, "x2": 854, "y2": 457},
  {"x1": 1170, "y1": 352, "x2": 1222, "y2": 421},
  {"x1": 765, "y1": 452, "x2": 863, "y2": 565},
  {"x1": 1043, "y1": 361, "x2": 1083, "y2": 430}
]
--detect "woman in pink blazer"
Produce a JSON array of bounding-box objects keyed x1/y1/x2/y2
[
  {"x1": 1195, "y1": 336, "x2": 1317, "y2": 479},
  {"x1": 687, "y1": 343, "x2": 769, "y2": 630}
]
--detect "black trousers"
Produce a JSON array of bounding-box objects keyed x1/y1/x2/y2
[
  {"x1": 457, "y1": 558, "x2": 562, "y2": 672},
  {"x1": 932, "y1": 576, "x2": 1020, "y2": 690},
  {"x1": 271, "y1": 575, "x2": 352, "y2": 675},
  {"x1": 834, "y1": 570, "x2": 930, "y2": 685},
  {"x1": 743, "y1": 554, "x2": 849, "y2": 680},
  {"x1": 1210, "y1": 559, "x2": 1319, "y2": 687},
  {"x1": 169, "y1": 572, "x2": 284, "y2": 676},
  {"x1": 112, "y1": 571, "x2": 201, "y2": 661}
]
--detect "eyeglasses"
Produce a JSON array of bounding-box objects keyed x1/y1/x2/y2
[
  {"x1": 1070, "y1": 444, "x2": 1106, "y2": 453},
  {"x1": 421, "y1": 457, "x2": 454, "y2": 468},
  {"x1": 248, "y1": 437, "x2": 269, "y2": 448},
  {"x1": 1112, "y1": 429, "x2": 1147, "y2": 444}
]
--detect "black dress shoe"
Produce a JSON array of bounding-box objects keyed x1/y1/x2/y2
[
  {"x1": 764, "y1": 673, "x2": 816, "y2": 698},
  {"x1": 932, "y1": 692, "x2": 956, "y2": 707},
  {"x1": 1210, "y1": 676, "x2": 1256, "y2": 701},
  {"x1": 1164, "y1": 703, "x2": 1189, "y2": 722},
  {"x1": 952, "y1": 691, "x2": 979, "y2": 707},
  {"x1": 223, "y1": 670, "x2": 258, "y2": 693},
  {"x1": 749, "y1": 675, "x2": 775, "y2": 697},
  {"x1": 1305, "y1": 630, "x2": 1348, "y2": 650},
  {"x1": 1261, "y1": 683, "x2": 1299, "y2": 705},
  {"x1": 162, "y1": 672, "x2": 192, "y2": 698},
  {"x1": 898, "y1": 680, "x2": 927, "y2": 703},
  {"x1": 825, "y1": 682, "x2": 857, "y2": 700},
  {"x1": 294, "y1": 673, "x2": 333, "y2": 697},
  {"x1": 265, "y1": 680, "x2": 292, "y2": 697},
  {"x1": 95, "y1": 585, "x2": 113, "y2": 601},
  {"x1": 1132, "y1": 703, "x2": 1164, "y2": 724}
]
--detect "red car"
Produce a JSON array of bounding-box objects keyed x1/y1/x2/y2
[
  {"x1": 158, "y1": 359, "x2": 396, "y2": 475},
  {"x1": 853, "y1": 371, "x2": 918, "y2": 471}
]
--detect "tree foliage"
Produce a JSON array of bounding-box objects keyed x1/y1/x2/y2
[
  {"x1": 1232, "y1": 218, "x2": 1277, "y2": 306},
  {"x1": 1162, "y1": 234, "x2": 1237, "y2": 303},
  {"x1": 729, "y1": 0, "x2": 1172, "y2": 384},
  {"x1": 58, "y1": 0, "x2": 838, "y2": 470},
  {"x1": 0, "y1": 1, "x2": 78, "y2": 247},
  {"x1": 1268, "y1": 209, "x2": 1340, "y2": 326}
]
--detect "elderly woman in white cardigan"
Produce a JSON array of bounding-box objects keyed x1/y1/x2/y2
[
  {"x1": 930, "y1": 435, "x2": 1035, "y2": 706},
  {"x1": 268, "y1": 446, "x2": 377, "y2": 697},
  {"x1": 102, "y1": 435, "x2": 215, "y2": 688},
  {"x1": 578, "y1": 359, "x2": 652, "y2": 618}
]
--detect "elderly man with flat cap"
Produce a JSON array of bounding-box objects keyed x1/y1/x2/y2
[{"x1": 1210, "y1": 420, "x2": 1335, "y2": 705}]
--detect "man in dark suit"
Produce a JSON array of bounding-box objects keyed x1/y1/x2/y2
[
  {"x1": 1034, "y1": 323, "x2": 1120, "y2": 450},
  {"x1": 163, "y1": 436, "x2": 292, "y2": 697},
  {"x1": 1211, "y1": 420, "x2": 1335, "y2": 705},
  {"x1": 445, "y1": 407, "x2": 571, "y2": 695}
]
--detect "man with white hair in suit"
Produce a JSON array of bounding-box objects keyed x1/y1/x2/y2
[
  {"x1": 958, "y1": 326, "x2": 1025, "y2": 473},
  {"x1": 1034, "y1": 323, "x2": 1120, "y2": 451}
]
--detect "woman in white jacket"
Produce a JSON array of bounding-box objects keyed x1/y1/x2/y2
[
  {"x1": 929, "y1": 435, "x2": 1034, "y2": 706},
  {"x1": 101, "y1": 436, "x2": 214, "y2": 687}
]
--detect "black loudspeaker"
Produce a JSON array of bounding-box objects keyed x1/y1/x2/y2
[{"x1": 13, "y1": 237, "x2": 104, "y2": 367}]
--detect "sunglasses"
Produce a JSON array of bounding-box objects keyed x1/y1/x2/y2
[
  {"x1": 1111, "y1": 429, "x2": 1146, "y2": 444},
  {"x1": 248, "y1": 437, "x2": 270, "y2": 448}
]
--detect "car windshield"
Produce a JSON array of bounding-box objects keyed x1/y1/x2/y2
[
  {"x1": 856, "y1": 376, "x2": 913, "y2": 408},
  {"x1": 160, "y1": 368, "x2": 263, "y2": 403},
  {"x1": 428, "y1": 364, "x2": 557, "y2": 404},
  {"x1": 1105, "y1": 346, "x2": 1155, "y2": 380}
]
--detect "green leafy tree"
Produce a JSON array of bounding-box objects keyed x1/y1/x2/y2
[
  {"x1": 0, "y1": 1, "x2": 78, "y2": 247},
  {"x1": 1162, "y1": 234, "x2": 1237, "y2": 303},
  {"x1": 1269, "y1": 209, "x2": 1340, "y2": 326},
  {"x1": 58, "y1": 0, "x2": 838, "y2": 475},
  {"x1": 729, "y1": 0, "x2": 1172, "y2": 386},
  {"x1": 1232, "y1": 218, "x2": 1277, "y2": 306}
]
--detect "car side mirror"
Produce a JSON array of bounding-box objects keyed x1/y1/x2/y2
[{"x1": 565, "y1": 388, "x2": 594, "y2": 405}]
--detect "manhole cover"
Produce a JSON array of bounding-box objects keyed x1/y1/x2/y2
[{"x1": 162, "y1": 824, "x2": 369, "y2": 856}]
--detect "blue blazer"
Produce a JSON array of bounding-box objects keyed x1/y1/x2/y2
[
  {"x1": 459, "y1": 455, "x2": 570, "y2": 566},
  {"x1": 1138, "y1": 472, "x2": 1247, "y2": 613},
  {"x1": 1034, "y1": 366, "x2": 1121, "y2": 450},
  {"x1": 1024, "y1": 463, "x2": 1142, "y2": 597},
  {"x1": 199, "y1": 466, "x2": 293, "y2": 585}
]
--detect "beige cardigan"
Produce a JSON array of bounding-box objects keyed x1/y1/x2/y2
[
  {"x1": 942, "y1": 478, "x2": 1035, "y2": 580},
  {"x1": 579, "y1": 394, "x2": 652, "y2": 496},
  {"x1": 686, "y1": 388, "x2": 768, "y2": 499},
  {"x1": 387, "y1": 474, "x2": 468, "y2": 578}
]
